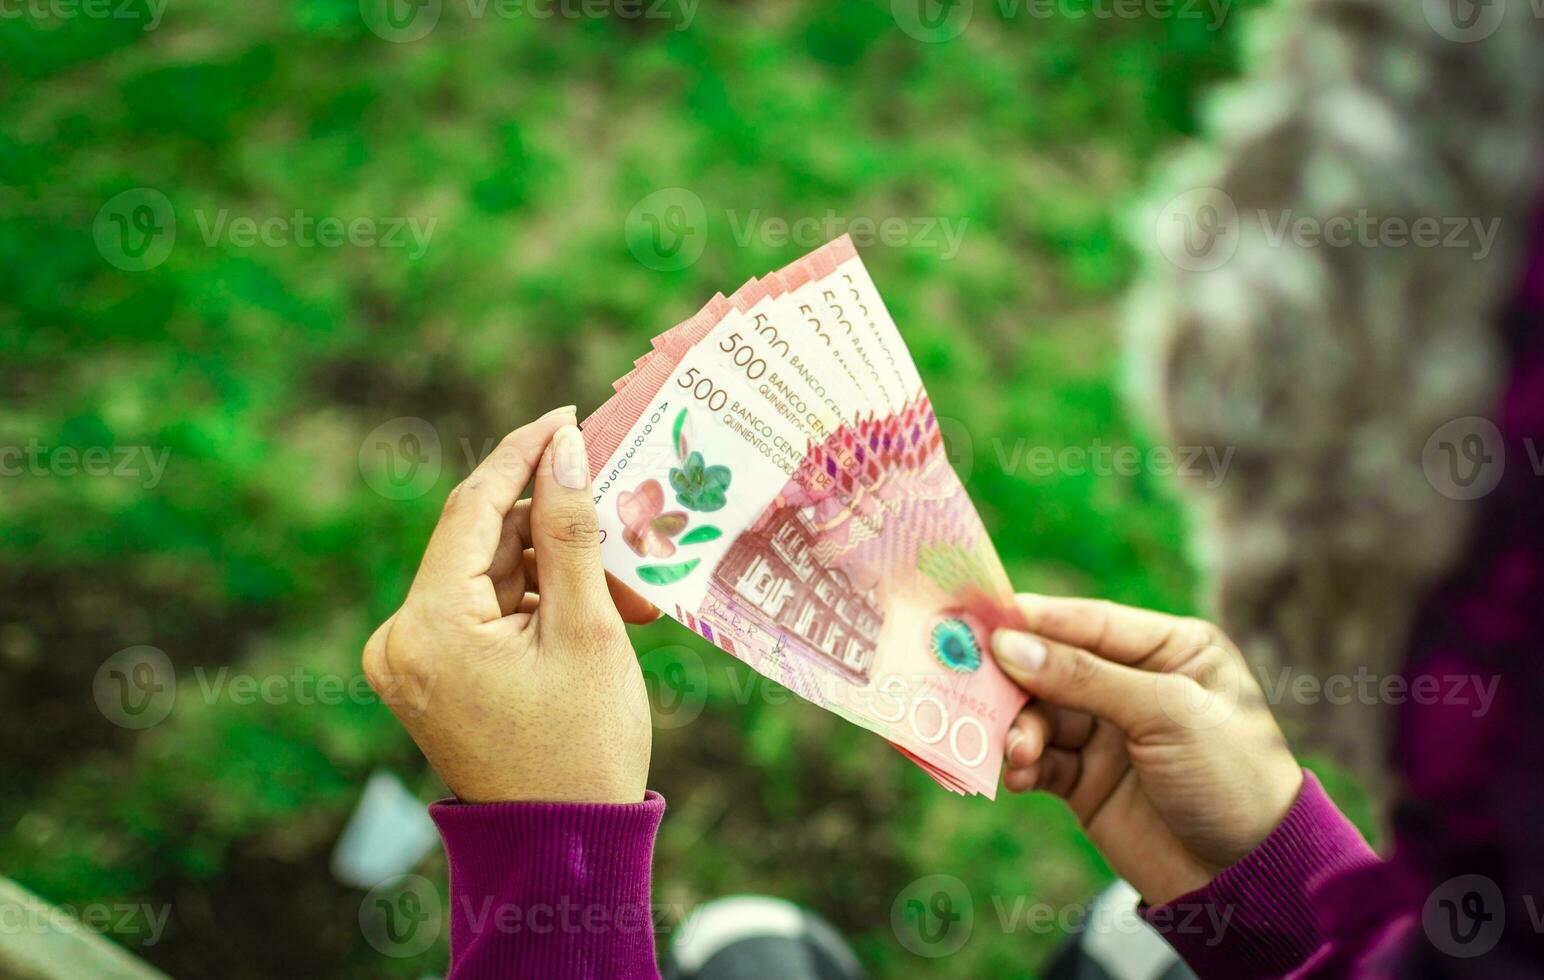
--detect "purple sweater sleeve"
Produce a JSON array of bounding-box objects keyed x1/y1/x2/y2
[
  {"x1": 428, "y1": 792, "x2": 666, "y2": 980},
  {"x1": 1139, "y1": 772, "x2": 1383, "y2": 978}
]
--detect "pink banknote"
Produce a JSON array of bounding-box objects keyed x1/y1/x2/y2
[{"x1": 582, "y1": 236, "x2": 1027, "y2": 797}]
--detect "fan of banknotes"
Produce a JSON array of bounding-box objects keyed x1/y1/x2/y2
[{"x1": 581, "y1": 236, "x2": 1028, "y2": 798}]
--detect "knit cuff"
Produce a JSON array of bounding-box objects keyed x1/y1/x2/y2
[
  {"x1": 430, "y1": 791, "x2": 666, "y2": 980},
  {"x1": 1139, "y1": 772, "x2": 1379, "y2": 979}
]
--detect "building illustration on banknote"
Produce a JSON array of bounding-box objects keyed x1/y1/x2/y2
[{"x1": 709, "y1": 502, "x2": 882, "y2": 683}]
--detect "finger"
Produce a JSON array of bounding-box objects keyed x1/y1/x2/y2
[
  {"x1": 1035, "y1": 747, "x2": 1082, "y2": 798},
  {"x1": 993, "y1": 629, "x2": 1173, "y2": 734},
  {"x1": 1051, "y1": 707, "x2": 1095, "y2": 750},
  {"x1": 493, "y1": 576, "x2": 528, "y2": 618},
  {"x1": 607, "y1": 576, "x2": 661, "y2": 625},
  {"x1": 1015, "y1": 594, "x2": 1215, "y2": 667},
  {"x1": 1003, "y1": 748, "x2": 1082, "y2": 798},
  {"x1": 361, "y1": 611, "x2": 399, "y2": 688},
  {"x1": 1004, "y1": 764, "x2": 1038, "y2": 794},
  {"x1": 484, "y1": 501, "x2": 532, "y2": 584},
  {"x1": 507, "y1": 547, "x2": 660, "y2": 625},
  {"x1": 417, "y1": 408, "x2": 574, "y2": 594},
  {"x1": 1063, "y1": 721, "x2": 1130, "y2": 820},
  {"x1": 529, "y1": 424, "x2": 620, "y2": 638},
  {"x1": 1005, "y1": 705, "x2": 1053, "y2": 768}
]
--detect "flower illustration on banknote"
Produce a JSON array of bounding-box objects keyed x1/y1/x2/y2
[
  {"x1": 670, "y1": 451, "x2": 732, "y2": 512},
  {"x1": 622, "y1": 410, "x2": 730, "y2": 586},
  {"x1": 618, "y1": 480, "x2": 688, "y2": 559},
  {"x1": 668, "y1": 408, "x2": 732, "y2": 512}
]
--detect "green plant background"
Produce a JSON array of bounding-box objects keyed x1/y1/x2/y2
[{"x1": 0, "y1": 0, "x2": 1370, "y2": 976}]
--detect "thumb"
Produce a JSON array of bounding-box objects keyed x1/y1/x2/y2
[
  {"x1": 992, "y1": 629, "x2": 1171, "y2": 734},
  {"x1": 530, "y1": 424, "x2": 621, "y2": 639}
]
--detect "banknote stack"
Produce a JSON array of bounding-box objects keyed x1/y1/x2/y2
[{"x1": 582, "y1": 236, "x2": 1028, "y2": 798}]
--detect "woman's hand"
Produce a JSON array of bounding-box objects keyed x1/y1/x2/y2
[
  {"x1": 362, "y1": 407, "x2": 660, "y2": 804},
  {"x1": 993, "y1": 596, "x2": 1303, "y2": 906}
]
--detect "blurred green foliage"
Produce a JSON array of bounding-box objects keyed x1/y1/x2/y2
[{"x1": 0, "y1": 0, "x2": 1322, "y2": 976}]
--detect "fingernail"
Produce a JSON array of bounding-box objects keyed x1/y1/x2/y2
[
  {"x1": 994, "y1": 631, "x2": 1046, "y2": 671},
  {"x1": 553, "y1": 425, "x2": 589, "y2": 489},
  {"x1": 542, "y1": 404, "x2": 578, "y2": 421}
]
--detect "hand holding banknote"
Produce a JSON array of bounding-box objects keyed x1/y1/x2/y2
[
  {"x1": 994, "y1": 595, "x2": 1303, "y2": 905},
  {"x1": 362, "y1": 408, "x2": 660, "y2": 805}
]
